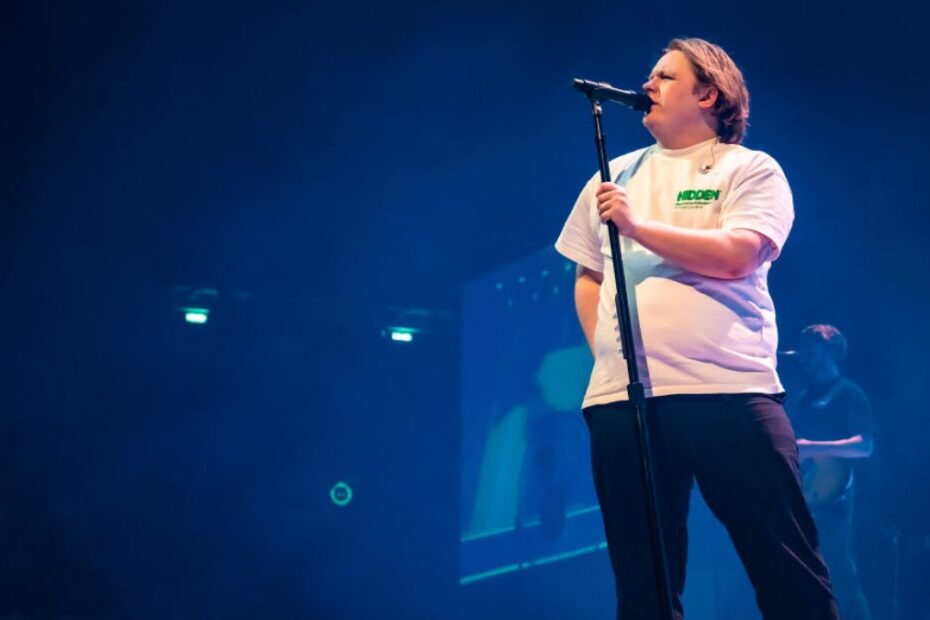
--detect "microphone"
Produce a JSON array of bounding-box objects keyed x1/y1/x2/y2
[{"x1": 572, "y1": 79, "x2": 653, "y2": 112}]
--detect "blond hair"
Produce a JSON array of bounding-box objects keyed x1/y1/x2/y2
[{"x1": 666, "y1": 38, "x2": 749, "y2": 144}]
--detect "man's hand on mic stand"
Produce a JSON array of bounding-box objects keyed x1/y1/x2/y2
[{"x1": 597, "y1": 182, "x2": 643, "y2": 238}]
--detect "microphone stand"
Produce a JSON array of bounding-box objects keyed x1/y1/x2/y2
[{"x1": 586, "y1": 96, "x2": 675, "y2": 620}]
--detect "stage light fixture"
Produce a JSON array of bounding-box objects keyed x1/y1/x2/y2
[
  {"x1": 379, "y1": 306, "x2": 454, "y2": 344},
  {"x1": 183, "y1": 308, "x2": 210, "y2": 325},
  {"x1": 329, "y1": 481, "x2": 353, "y2": 507},
  {"x1": 382, "y1": 326, "x2": 418, "y2": 343}
]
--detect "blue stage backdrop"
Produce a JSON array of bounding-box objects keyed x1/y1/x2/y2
[{"x1": 4, "y1": 0, "x2": 930, "y2": 618}]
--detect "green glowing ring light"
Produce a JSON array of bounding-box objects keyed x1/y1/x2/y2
[{"x1": 329, "y1": 481, "x2": 353, "y2": 507}]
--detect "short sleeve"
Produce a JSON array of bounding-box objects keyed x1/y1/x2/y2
[
  {"x1": 720, "y1": 153, "x2": 795, "y2": 261},
  {"x1": 844, "y1": 383, "x2": 877, "y2": 439},
  {"x1": 555, "y1": 171, "x2": 604, "y2": 273}
]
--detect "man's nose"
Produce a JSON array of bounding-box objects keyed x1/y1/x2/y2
[{"x1": 642, "y1": 78, "x2": 656, "y2": 93}]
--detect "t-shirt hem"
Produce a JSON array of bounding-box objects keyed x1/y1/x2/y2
[{"x1": 581, "y1": 382, "x2": 785, "y2": 409}]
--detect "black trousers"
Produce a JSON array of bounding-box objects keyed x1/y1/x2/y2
[{"x1": 583, "y1": 393, "x2": 839, "y2": 620}]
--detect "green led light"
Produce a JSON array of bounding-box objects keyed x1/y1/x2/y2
[
  {"x1": 181, "y1": 307, "x2": 210, "y2": 325},
  {"x1": 329, "y1": 481, "x2": 353, "y2": 507},
  {"x1": 185, "y1": 312, "x2": 208, "y2": 324},
  {"x1": 384, "y1": 326, "x2": 419, "y2": 343}
]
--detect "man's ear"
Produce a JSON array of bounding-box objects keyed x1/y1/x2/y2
[{"x1": 698, "y1": 86, "x2": 719, "y2": 109}]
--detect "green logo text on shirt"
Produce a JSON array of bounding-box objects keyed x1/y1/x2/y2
[{"x1": 676, "y1": 189, "x2": 721, "y2": 209}]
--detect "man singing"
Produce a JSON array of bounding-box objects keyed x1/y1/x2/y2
[{"x1": 555, "y1": 38, "x2": 839, "y2": 619}]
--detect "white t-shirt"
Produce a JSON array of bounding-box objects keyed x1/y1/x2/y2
[{"x1": 555, "y1": 137, "x2": 794, "y2": 408}]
